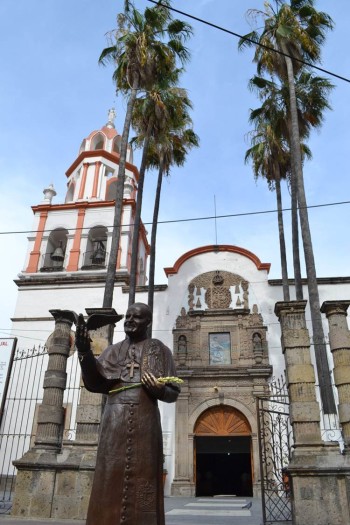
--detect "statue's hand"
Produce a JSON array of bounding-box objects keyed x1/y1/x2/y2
[
  {"x1": 141, "y1": 372, "x2": 165, "y2": 398},
  {"x1": 75, "y1": 314, "x2": 91, "y2": 353}
]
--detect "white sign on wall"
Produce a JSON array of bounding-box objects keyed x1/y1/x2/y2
[{"x1": 0, "y1": 338, "x2": 16, "y2": 418}]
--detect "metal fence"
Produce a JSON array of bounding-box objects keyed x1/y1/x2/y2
[
  {"x1": 257, "y1": 377, "x2": 293, "y2": 525},
  {"x1": 0, "y1": 344, "x2": 81, "y2": 513}
]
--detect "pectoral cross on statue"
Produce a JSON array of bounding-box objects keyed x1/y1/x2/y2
[{"x1": 127, "y1": 360, "x2": 140, "y2": 379}]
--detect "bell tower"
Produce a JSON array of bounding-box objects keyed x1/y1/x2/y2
[
  {"x1": 22, "y1": 109, "x2": 149, "y2": 286},
  {"x1": 14, "y1": 109, "x2": 150, "y2": 340}
]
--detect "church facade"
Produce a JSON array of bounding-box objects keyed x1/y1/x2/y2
[{"x1": 10, "y1": 116, "x2": 350, "y2": 499}]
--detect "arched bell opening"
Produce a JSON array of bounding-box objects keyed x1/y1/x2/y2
[
  {"x1": 82, "y1": 226, "x2": 108, "y2": 269},
  {"x1": 105, "y1": 177, "x2": 117, "y2": 201},
  {"x1": 65, "y1": 182, "x2": 75, "y2": 203},
  {"x1": 194, "y1": 405, "x2": 253, "y2": 497},
  {"x1": 112, "y1": 135, "x2": 121, "y2": 155},
  {"x1": 90, "y1": 132, "x2": 105, "y2": 151},
  {"x1": 41, "y1": 228, "x2": 68, "y2": 272},
  {"x1": 79, "y1": 139, "x2": 86, "y2": 155}
]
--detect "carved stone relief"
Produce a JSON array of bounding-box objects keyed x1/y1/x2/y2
[{"x1": 186, "y1": 270, "x2": 249, "y2": 311}]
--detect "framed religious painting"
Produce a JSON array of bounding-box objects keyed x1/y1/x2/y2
[{"x1": 209, "y1": 332, "x2": 231, "y2": 365}]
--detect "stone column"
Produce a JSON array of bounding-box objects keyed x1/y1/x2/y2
[
  {"x1": 321, "y1": 301, "x2": 350, "y2": 447},
  {"x1": 275, "y1": 301, "x2": 322, "y2": 447},
  {"x1": 34, "y1": 310, "x2": 73, "y2": 449},
  {"x1": 275, "y1": 301, "x2": 350, "y2": 525},
  {"x1": 171, "y1": 380, "x2": 195, "y2": 496}
]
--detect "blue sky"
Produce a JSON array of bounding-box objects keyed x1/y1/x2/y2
[{"x1": 0, "y1": 0, "x2": 349, "y2": 338}]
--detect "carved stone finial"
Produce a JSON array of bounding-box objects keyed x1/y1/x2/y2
[{"x1": 42, "y1": 183, "x2": 56, "y2": 204}]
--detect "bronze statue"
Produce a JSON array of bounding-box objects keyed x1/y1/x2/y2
[{"x1": 75, "y1": 302, "x2": 180, "y2": 525}]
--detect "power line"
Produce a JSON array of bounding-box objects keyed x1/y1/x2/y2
[
  {"x1": 147, "y1": 0, "x2": 350, "y2": 84},
  {"x1": 0, "y1": 198, "x2": 349, "y2": 236},
  {"x1": 0, "y1": 327, "x2": 328, "y2": 350}
]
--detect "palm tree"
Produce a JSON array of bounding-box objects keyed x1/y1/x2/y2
[
  {"x1": 246, "y1": 124, "x2": 291, "y2": 301},
  {"x1": 99, "y1": 0, "x2": 192, "y2": 308},
  {"x1": 128, "y1": 75, "x2": 185, "y2": 305},
  {"x1": 246, "y1": 112, "x2": 312, "y2": 302},
  {"x1": 239, "y1": 1, "x2": 335, "y2": 413},
  {"x1": 248, "y1": 72, "x2": 333, "y2": 300},
  {"x1": 128, "y1": 84, "x2": 198, "y2": 306},
  {"x1": 146, "y1": 127, "x2": 199, "y2": 330}
]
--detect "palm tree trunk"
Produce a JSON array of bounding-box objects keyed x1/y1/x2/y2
[
  {"x1": 282, "y1": 42, "x2": 336, "y2": 414},
  {"x1": 147, "y1": 158, "x2": 164, "y2": 337},
  {"x1": 290, "y1": 157, "x2": 303, "y2": 300},
  {"x1": 275, "y1": 167, "x2": 290, "y2": 301},
  {"x1": 128, "y1": 119, "x2": 154, "y2": 306},
  {"x1": 103, "y1": 81, "x2": 138, "y2": 308}
]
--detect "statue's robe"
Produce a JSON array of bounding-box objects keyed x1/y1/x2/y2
[{"x1": 79, "y1": 337, "x2": 179, "y2": 525}]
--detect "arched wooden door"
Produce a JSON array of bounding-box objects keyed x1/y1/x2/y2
[{"x1": 194, "y1": 406, "x2": 253, "y2": 497}]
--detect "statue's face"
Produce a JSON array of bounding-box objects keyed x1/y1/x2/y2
[{"x1": 124, "y1": 304, "x2": 150, "y2": 338}]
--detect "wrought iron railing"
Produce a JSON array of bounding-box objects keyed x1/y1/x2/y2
[
  {"x1": 315, "y1": 383, "x2": 344, "y2": 451},
  {"x1": 257, "y1": 376, "x2": 293, "y2": 524},
  {"x1": 0, "y1": 345, "x2": 81, "y2": 513}
]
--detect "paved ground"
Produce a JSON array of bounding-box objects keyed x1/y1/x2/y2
[{"x1": 0, "y1": 496, "x2": 263, "y2": 525}]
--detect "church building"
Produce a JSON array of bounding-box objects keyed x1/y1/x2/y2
[{"x1": 10, "y1": 114, "x2": 350, "y2": 500}]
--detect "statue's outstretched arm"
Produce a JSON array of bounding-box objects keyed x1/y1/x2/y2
[{"x1": 75, "y1": 314, "x2": 109, "y2": 393}]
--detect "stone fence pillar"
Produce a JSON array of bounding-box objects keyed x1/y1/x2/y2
[
  {"x1": 274, "y1": 301, "x2": 322, "y2": 447},
  {"x1": 275, "y1": 300, "x2": 350, "y2": 525},
  {"x1": 321, "y1": 301, "x2": 350, "y2": 448},
  {"x1": 35, "y1": 310, "x2": 74, "y2": 449}
]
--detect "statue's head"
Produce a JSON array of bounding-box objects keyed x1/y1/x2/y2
[{"x1": 124, "y1": 303, "x2": 152, "y2": 339}]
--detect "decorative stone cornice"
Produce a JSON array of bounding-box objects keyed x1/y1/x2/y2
[
  {"x1": 274, "y1": 300, "x2": 308, "y2": 319},
  {"x1": 15, "y1": 271, "x2": 130, "y2": 287},
  {"x1": 164, "y1": 245, "x2": 271, "y2": 276},
  {"x1": 320, "y1": 300, "x2": 350, "y2": 317}
]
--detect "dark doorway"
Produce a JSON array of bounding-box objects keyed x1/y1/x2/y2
[{"x1": 195, "y1": 436, "x2": 252, "y2": 497}]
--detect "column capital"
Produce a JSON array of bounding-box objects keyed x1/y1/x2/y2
[
  {"x1": 49, "y1": 309, "x2": 75, "y2": 326},
  {"x1": 85, "y1": 307, "x2": 123, "y2": 348},
  {"x1": 85, "y1": 307, "x2": 121, "y2": 318},
  {"x1": 320, "y1": 300, "x2": 350, "y2": 317},
  {"x1": 274, "y1": 300, "x2": 307, "y2": 319}
]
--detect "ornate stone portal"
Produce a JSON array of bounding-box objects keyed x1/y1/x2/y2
[{"x1": 171, "y1": 271, "x2": 272, "y2": 497}]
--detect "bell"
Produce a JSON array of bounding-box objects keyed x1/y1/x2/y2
[
  {"x1": 91, "y1": 242, "x2": 105, "y2": 265},
  {"x1": 51, "y1": 242, "x2": 64, "y2": 262}
]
